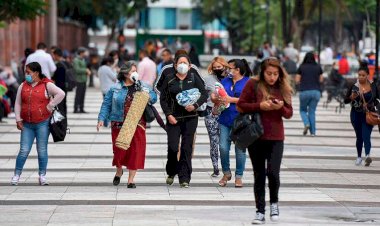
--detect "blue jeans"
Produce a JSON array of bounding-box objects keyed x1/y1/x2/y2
[
  {"x1": 15, "y1": 119, "x2": 50, "y2": 176},
  {"x1": 219, "y1": 124, "x2": 246, "y2": 178},
  {"x1": 351, "y1": 109, "x2": 373, "y2": 157},
  {"x1": 299, "y1": 90, "x2": 321, "y2": 135}
]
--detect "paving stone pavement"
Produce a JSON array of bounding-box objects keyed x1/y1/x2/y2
[{"x1": 1, "y1": 86, "x2": 380, "y2": 226}]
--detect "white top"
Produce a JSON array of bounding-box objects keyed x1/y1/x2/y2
[
  {"x1": 15, "y1": 82, "x2": 65, "y2": 122},
  {"x1": 204, "y1": 74, "x2": 219, "y2": 107},
  {"x1": 283, "y1": 47, "x2": 299, "y2": 63},
  {"x1": 25, "y1": 50, "x2": 57, "y2": 79},
  {"x1": 98, "y1": 65, "x2": 117, "y2": 94}
]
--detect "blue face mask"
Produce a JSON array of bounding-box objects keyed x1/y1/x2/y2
[{"x1": 25, "y1": 74, "x2": 33, "y2": 83}]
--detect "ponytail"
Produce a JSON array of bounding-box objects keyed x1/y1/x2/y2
[
  {"x1": 228, "y1": 58, "x2": 252, "y2": 77},
  {"x1": 241, "y1": 59, "x2": 252, "y2": 77}
]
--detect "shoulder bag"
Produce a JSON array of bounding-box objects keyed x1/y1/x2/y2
[
  {"x1": 361, "y1": 91, "x2": 380, "y2": 126},
  {"x1": 45, "y1": 83, "x2": 68, "y2": 142},
  {"x1": 230, "y1": 81, "x2": 263, "y2": 149}
]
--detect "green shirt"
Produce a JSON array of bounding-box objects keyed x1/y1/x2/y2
[{"x1": 73, "y1": 57, "x2": 88, "y2": 83}]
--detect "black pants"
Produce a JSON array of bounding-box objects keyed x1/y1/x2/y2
[
  {"x1": 0, "y1": 100, "x2": 4, "y2": 121},
  {"x1": 74, "y1": 82, "x2": 86, "y2": 112},
  {"x1": 248, "y1": 140, "x2": 284, "y2": 214},
  {"x1": 166, "y1": 117, "x2": 198, "y2": 183}
]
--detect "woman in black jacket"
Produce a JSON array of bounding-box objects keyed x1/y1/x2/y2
[
  {"x1": 344, "y1": 62, "x2": 379, "y2": 166},
  {"x1": 160, "y1": 53, "x2": 208, "y2": 188}
]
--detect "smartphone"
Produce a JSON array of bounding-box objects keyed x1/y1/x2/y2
[{"x1": 271, "y1": 99, "x2": 279, "y2": 104}]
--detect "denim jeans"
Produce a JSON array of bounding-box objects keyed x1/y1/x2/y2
[
  {"x1": 299, "y1": 90, "x2": 321, "y2": 135},
  {"x1": 350, "y1": 109, "x2": 373, "y2": 157},
  {"x1": 219, "y1": 124, "x2": 246, "y2": 178},
  {"x1": 15, "y1": 119, "x2": 50, "y2": 176}
]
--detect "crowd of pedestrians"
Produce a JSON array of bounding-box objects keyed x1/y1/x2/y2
[{"x1": 3, "y1": 39, "x2": 380, "y2": 225}]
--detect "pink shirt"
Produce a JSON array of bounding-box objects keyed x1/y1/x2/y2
[{"x1": 138, "y1": 57, "x2": 157, "y2": 87}]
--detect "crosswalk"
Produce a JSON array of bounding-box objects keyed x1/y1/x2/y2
[{"x1": 0, "y1": 87, "x2": 379, "y2": 225}]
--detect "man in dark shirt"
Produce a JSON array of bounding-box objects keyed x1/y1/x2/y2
[{"x1": 52, "y1": 48, "x2": 67, "y2": 116}]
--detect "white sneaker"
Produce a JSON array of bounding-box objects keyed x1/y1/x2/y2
[
  {"x1": 39, "y1": 175, "x2": 49, "y2": 185},
  {"x1": 11, "y1": 175, "x2": 20, "y2": 185},
  {"x1": 365, "y1": 155, "x2": 372, "y2": 167},
  {"x1": 270, "y1": 203, "x2": 279, "y2": 222},
  {"x1": 355, "y1": 157, "x2": 362, "y2": 166},
  {"x1": 251, "y1": 212, "x2": 265, "y2": 224}
]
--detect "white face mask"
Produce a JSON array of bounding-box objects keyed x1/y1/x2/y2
[
  {"x1": 177, "y1": 63, "x2": 189, "y2": 75},
  {"x1": 130, "y1": 71, "x2": 139, "y2": 82}
]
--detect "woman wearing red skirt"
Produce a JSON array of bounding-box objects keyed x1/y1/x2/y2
[{"x1": 97, "y1": 61, "x2": 157, "y2": 188}]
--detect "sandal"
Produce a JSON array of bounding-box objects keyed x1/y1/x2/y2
[
  {"x1": 235, "y1": 178, "x2": 243, "y2": 188},
  {"x1": 218, "y1": 174, "x2": 232, "y2": 187}
]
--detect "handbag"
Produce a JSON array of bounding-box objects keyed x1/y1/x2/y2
[
  {"x1": 49, "y1": 108, "x2": 68, "y2": 142},
  {"x1": 361, "y1": 91, "x2": 380, "y2": 126},
  {"x1": 143, "y1": 104, "x2": 156, "y2": 123},
  {"x1": 45, "y1": 83, "x2": 68, "y2": 142},
  {"x1": 230, "y1": 113, "x2": 264, "y2": 149}
]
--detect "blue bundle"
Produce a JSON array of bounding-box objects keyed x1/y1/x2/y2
[{"x1": 176, "y1": 88, "x2": 201, "y2": 107}]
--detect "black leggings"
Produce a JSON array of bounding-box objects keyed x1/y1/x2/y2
[
  {"x1": 248, "y1": 140, "x2": 284, "y2": 214},
  {"x1": 166, "y1": 117, "x2": 198, "y2": 183}
]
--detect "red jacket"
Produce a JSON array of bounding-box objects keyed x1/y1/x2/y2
[
  {"x1": 338, "y1": 58, "x2": 350, "y2": 75},
  {"x1": 21, "y1": 78, "x2": 52, "y2": 123},
  {"x1": 237, "y1": 79, "x2": 293, "y2": 141}
]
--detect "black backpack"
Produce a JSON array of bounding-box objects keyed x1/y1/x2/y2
[{"x1": 62, "y1": 61, "x2": 77, "y2": 91}]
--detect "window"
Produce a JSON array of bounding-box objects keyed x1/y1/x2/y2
[
  {"x1": 192, "y1": 8, "x2": 202, "y2": 30},
  {"x1": 148, "y1": 8, "x2": 176, "y2": 29}
]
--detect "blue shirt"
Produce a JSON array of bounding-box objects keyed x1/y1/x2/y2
[{"x1": 219, "y1": 76, "x2": 250, "y2": 127}]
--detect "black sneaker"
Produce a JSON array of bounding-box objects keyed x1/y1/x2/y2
[
  {"x1": 127, "y1": 183, "x2": 136, "y2": 188},
  {"x1": 211, "y1": 170, "x2": 219, "y2": 177},
  {"x1": 251, "y1": 212, "x2": 265, "y2": 224},
  {"x1": 113, "y1": 170, "x2": 123, "y2": 186},
  {"x1": 303, "y1": 125, "x2": 310, "y2": 136},
  {"x1": 180, "y1": 182, "x2": 189, "y2": 188},
  {"x1": 166, "y1": 176, "x2": 174, "y2": 185},
  {"x1": 365, "y1": 155, "x2": 372, "y2": 166}
]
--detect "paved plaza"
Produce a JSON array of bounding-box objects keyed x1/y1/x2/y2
[{"x1": 1, "y1": 86, "x2": 380, "y2": 226}]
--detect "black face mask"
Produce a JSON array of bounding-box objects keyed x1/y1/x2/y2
[{"x1": 213, "y1": 69, "x2": 225, "y2": 80}]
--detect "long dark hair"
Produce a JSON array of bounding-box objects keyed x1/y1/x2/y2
[
  {"x1": 228, "y1": 59, "x2": 252, "y2": 77},
  {"x1": 302, "y1": 52, "x2": 317, "y2": 65},
  {"x1": 26, "y1": 62, "x2": 46, "y2": 79},
  {"x1": 358, "y1": 61, "x2": 369, "y2": 74}
]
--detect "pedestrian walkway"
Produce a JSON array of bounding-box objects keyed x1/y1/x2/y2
[{"x1": 0, "y1": 87, "x2": 379, "y2": 225}]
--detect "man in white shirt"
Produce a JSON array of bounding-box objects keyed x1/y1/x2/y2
[
  {"x1": 25, "y1": 42, "x2": 56, "y2": 79},
  {"x1": 324, "y1": 45, "x2": 334, "y2": 65},
  {"x1": 283, "y1": 42, "x2": 299, "y2": 63}
]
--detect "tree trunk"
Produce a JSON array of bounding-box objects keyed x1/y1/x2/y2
[
  {"x1": 104, "y1": 23, "x2": 116, "y2": 56},
  {"x1": 281, "y1": 0, "x2": 288, "y2": 46}
]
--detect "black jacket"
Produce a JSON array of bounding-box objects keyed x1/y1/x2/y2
[
  {"x1": 344, "y1": 81, "x2": 380, "y2": 112},
  {"x1": 160, "y1": 71, "x2": 207, "y2": 120}
]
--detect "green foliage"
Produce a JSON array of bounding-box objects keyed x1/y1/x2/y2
[
  {"x1": 198, "y1": 0, "x2": 380, "y2": 53},
  {"x1": 58, "y1": 0, "x2": 156, "y2": 29},
  {"x1": 0, "y1": 0, "x2": 47, "y2": 22}
]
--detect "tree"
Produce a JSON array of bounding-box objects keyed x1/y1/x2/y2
[
  {"x1": 0, "y1": 0, "x2": 47, "y2": 25},
  {"x1": 196, "y1": 0, "x2": 256, "y2": 54},
  {"x1": 58, "y1": 0, "x2": 156, "y2": 54}
]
